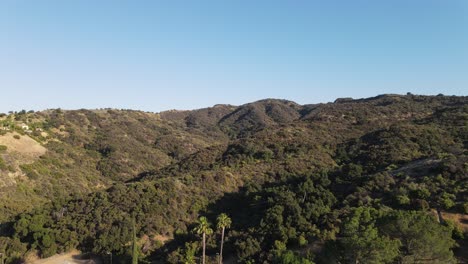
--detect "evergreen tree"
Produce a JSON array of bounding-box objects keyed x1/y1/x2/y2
[
  {"x1": 323, "y1": 207, "x2": 401, "y2": 264},
  {"x1": 132, "y1": 218, "x2": 138, "y2": 264},
  {"x1": 380, "y1": 211, "x2": 457, "y2": 264}
]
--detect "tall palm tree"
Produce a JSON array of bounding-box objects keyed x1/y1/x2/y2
[
  {"x1": 194, "y1": 216, "x2": 213, "y2": 264},
  {"x1": 216, "y1": 213, "x2": 232, "y2": 264}
]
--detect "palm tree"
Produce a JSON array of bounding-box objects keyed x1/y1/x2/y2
[
  {"x1": 216, "y1": 213, "x2": 232, "y2": 264},
  {"x1": 194, "y1": 216, "x2": 213, "y2": 264}
]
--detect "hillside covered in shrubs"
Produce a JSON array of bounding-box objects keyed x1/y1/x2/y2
[{"x1": 0, "y1": 94, "x2": 467, "y2": 263}]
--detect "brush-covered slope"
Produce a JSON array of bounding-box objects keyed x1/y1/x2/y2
[{"x1": 0, "y1": 94, "x2": 467, "y2": 264}]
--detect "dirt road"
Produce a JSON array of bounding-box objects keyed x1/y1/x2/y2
[{"x1": 28, "y1": 250, "x2": 101, "y2": 264}]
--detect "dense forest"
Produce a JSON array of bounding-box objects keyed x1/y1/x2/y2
[{"x1": 0, "y1": 94, "x2": 467, "y2": 263}]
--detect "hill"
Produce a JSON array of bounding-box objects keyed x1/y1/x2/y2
[{"x1": 0, "y1": 94, "x2": 467, "y2": 263}]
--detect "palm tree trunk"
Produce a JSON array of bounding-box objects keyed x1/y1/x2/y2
[
  {"x1": 219, "y1": 227, "x2": 225, "y2": 264},
  {"x1": 202, "y1": 232, "x2": 206, "y2": 264}
]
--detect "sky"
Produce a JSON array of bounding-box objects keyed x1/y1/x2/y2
[{"x1": 0, "y1": 0, "x2": 467, "y2": 113}]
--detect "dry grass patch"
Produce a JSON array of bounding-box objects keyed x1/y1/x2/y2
[
  {"x1": 0, "y1": 132, "x2": 46, "y2": 163},
  {"x1": 441, "y1": 211, "x2": 468, "y2": 232},
  {"x1": 26, "y1": 250, "x2": 101, "y2": 264}
]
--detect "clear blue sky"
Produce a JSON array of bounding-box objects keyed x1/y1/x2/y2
[{"x1": 1, "y1": 0, "x2": 467, "y2": 113}]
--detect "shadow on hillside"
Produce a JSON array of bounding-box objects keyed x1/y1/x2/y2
[
  {"x1": 0, "y1": 220, "x2": 15, "y2": 237},
  {"x1": 147, "y1": 187, "x2": 256, "y2": 262},
  {"x1": 124, "y1": 170, "x2": 156, "y2": 183},
  {"x1": 148, "y1": 174, "x2": 336, "y2": 262}
]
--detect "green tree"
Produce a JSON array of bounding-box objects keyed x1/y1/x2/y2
[
  {"x1": 182, "y1": 242, "x2": 198, "y2": 264},
  {"x1": 194, "y1": 216, "x2": 213, "y2": 264},
  {"x1": 0, "y1": 237, "x2": 27, "y2": 264},
  {"x1": 380, "y1": 211, "x2": 457, "y2": 263},
  {"x1": 274, "y1": 250, "x2": 314, "y2": 264},
  {"x1": 323, "y1": 207, "x2": 400, "y2": 264},
  {"x1": 216, "y1": 213, "x2": 232, "y2": 264},
  {"x1": 132, "y1": 218, "x2": 138, "y2": 264}
]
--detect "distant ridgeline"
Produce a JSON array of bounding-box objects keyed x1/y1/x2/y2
[{"x1": 0, "y1": 94, "x2": 467, "y2": 264}]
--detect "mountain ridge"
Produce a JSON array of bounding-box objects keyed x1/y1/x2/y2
[{"x1": 0, "y1": 93, "x2": 467, "y2": 263}]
